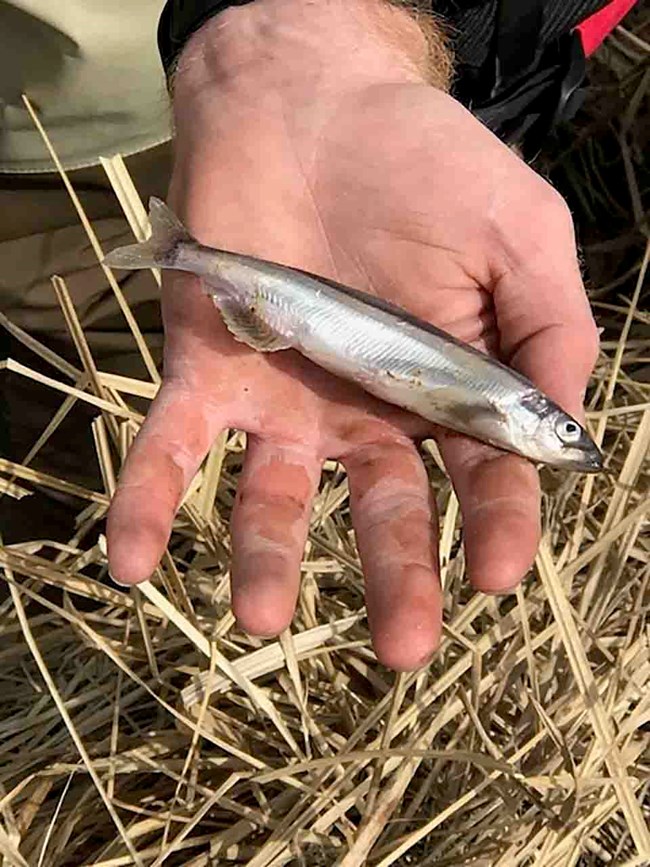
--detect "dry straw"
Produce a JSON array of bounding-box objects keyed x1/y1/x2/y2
[{"x1": 1, "y1": 23, "x2": 649, "y2": 867}]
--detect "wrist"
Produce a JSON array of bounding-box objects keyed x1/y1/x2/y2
[{"x1": 171, "y1": 0, "x2": 450, "y2": 105}]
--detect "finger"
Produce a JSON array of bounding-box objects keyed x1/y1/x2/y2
[
  {"x1": 494, "y1": 188, "x2": 600, "y2": 419},
  {"x1": 343, "y1": 439, "x2": 441, "y2": 671},
  {"x1": 107, "y1": 382, "x2": 224, "y2": 585},
  {"x1": 438, "y1": 434, "x2": 540, "y2": 594},
  {"x1": 230, "y1": 437, "x2": 321, "y2": 637}
]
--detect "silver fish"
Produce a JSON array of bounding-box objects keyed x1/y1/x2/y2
[{"x1": 104, "y1": 197, "x2": 602, "y2": 473}]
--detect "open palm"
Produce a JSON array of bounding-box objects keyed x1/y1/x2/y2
[{"x1": 107, "y1": 82, "x2": 598, "y2": 670}]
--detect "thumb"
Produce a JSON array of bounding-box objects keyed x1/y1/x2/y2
[{"x1": 492, "y1": 197, "x2": 600, "y2": 421}]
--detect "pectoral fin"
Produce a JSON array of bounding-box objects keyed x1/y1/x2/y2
[{"x1": 212, "y1": 297, "x2": 292, "y2": 353}]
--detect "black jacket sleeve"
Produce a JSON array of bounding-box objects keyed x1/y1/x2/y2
[{"x1": 157, "y1": 0, "x2": 610, "y2": 155}]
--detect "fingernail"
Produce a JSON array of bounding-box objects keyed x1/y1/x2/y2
[
  {"x1": 483, "y1": 585, "x2": 519, "y2": 597},
  {"x1": 108, "y1": 571, "x2": 132, "y2": 590}
]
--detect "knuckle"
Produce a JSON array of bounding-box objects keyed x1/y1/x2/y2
[
  {"x1": 526, "y1": 182, "x2": 576, "y2": 249},
  {"x1": 237, "y1": 491, "x2": 308, "y2": 531},
  {"x1": 537, "y1": 182, "x2": 573, "y2": 226},
  {"x1": 494, "y1": 175, "x2": 577, "y2": 272},
  {"x1": 361, "y1": 487, "x2": 431, "y2": 533}
]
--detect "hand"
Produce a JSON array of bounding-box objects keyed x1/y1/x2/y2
[{"x1": 107, "y1": 0, "x2": 599, "y2": 670}]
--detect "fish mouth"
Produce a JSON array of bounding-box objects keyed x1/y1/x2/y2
[{"x1": 561, "y1": 446, "x2": 604, "y2": 474}]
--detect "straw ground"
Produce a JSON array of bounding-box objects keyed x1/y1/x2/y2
[{"x1": 0, "y1": 17, "x2": 648, "y2": 867}]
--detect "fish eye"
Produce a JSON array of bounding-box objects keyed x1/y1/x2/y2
[{"x1": 556, "y1": 419, "x2": 582, "y2": 444}]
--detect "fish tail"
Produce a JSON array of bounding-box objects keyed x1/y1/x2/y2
[{"x1": 103, "y1": 197, "x2": 193, "y2": 270}]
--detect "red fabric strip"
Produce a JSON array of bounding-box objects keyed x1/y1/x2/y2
[{"x1": 578, "y1": 0, "x2": 638, "y2": 55}]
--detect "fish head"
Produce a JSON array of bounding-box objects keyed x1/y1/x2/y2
[{"x1": 515, "y1": 392, "x2": 603, "y2": 473}]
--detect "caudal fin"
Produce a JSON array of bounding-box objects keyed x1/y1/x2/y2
[{"x1": 103, "y1": 197, "x2": 192, "y2": 270}]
